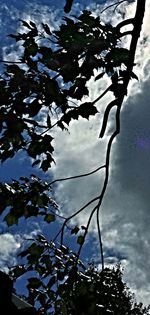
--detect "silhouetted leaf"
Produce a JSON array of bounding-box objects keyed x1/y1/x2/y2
[
  {"x1": 23, "y1": 38, "x2": 38, "y2": 56},
  {"x1": 11, "y1": 265, "x2": 27, "y2": 278},
  {"x1": 77, "y1": 235, "x2": 84, "y2": 245},
  {"x1": 20, "y1": 20, "x2": 33, "y2": 29},
  {"x1": 71, "y1": 226, "x2": 80, "y2": 235},
  {"x1": 32, "y1": 159, "x2": 41, "y2": 167},
  {"x1": 47, "y1": 275, "x2": 56, "y2": 288},
  {"x1": 131, "y1": 71, "x2": 138, "y2": 80},
  {"x1": 27, "y1": 99, "x2": 42, "y2": 117},
  {"x1": 95, "y1": 72, "x2": 105, "y2": 81},
  {"x1": 78, "y1": 102, "x2": 98, "y2": 119},
  {"x1": 106, "y1": 48, "x2": 130, "y2": 66},
  {"x1": 42, "y1": 23, "x2": 52, "y2": 35},
  {"x1": 27, "y1": 277, "x2": 42, "y2": 289},
  {"x1": 44, "y1": 214, "x2": 55, "y2": 223},
  {"x1": 29, "y1": 21, "x2": 37, "y2": 29},
  {"x1": 4, "y1": 212, "x2": 18, "y2": 226},
  {"x1": 41, "y1": 159, "x2": 51, "y2": 172},
  {"x1": 64, "y1": 0, "x2": 74, "y2": 13}
]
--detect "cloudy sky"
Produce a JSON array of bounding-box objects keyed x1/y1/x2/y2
[{"x1": 0, "y1": 0, "x2": 150, "y2": 306}]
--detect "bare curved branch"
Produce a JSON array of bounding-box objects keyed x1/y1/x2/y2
[
  {"x1": 92, "y1": 85, "x2": 113, "y2": 106},
  {"x1": 101, "y1": 0, "x2": 128, "y2": 14},
  {"x1": 99, "y1": 99, "x2": 118, "y2": 138},
  {"x1": 48, "y1": 165, "x2": 106, "y2": 186},
  {"x1": 66, "y1": 0, "x2": 146, "y2": 267}
]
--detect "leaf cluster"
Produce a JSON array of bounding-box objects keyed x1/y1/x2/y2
[
  {"x1": 10, "y1": 240, "x2": 150, "y2": 315},
  {"x1": 0, "y1": 175, "x2": 57, "y2": 225},
  {"x1": 0, "y1": 11, "x2": 132, "y2": 170}
]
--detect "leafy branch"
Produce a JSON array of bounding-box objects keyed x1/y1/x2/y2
[{"x1": 50, "y1": 0, "x2": 146, "y2": 270}]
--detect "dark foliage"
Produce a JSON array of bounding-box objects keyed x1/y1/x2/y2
[
  {"x1": 0, "y1": 10, "x2": 132, "y2": 170},
  {"x1": 10, "y1": 238, "x2": 150, "y2": 314}
]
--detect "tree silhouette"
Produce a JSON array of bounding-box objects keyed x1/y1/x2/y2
[{"x1": 0, "y1": 0, "x2": 148, "y2": 313}]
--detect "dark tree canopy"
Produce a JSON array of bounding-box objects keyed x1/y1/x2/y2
[
  {"x1": 0, "y1": 0, "x2": 148, "y2": 314},
  {"x1": 0, "y1": 10, "x2": 133, "y2": 170}
]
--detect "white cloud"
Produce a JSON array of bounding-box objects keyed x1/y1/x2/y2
[
  {"x1": 0, "y1": 233, "x2": 21, "y2": 271},
  {"x1": 0, "y1": 224, "x2": 41, "y2": 273}
]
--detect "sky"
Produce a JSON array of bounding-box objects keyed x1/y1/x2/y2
[{"x1": 0, "y1": 0, "x2": 150, "y2": 307}]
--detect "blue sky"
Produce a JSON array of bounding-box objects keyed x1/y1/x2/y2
[{"x1": 1, "y1": 0, "x2": 150, "y2": 306}]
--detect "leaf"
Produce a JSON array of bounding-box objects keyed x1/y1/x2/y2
[
  {"x1": 69, "y1": 77, "x2": 89, "y2": 100},
  {"x1": 20, "y1": 20, "x2": 33, "y2": 29},
  {"x1": 27, "y1": 99, "x2": 42, "y2": 117},
  {"x1": 27, "y1": 277, "x2": 42, "y2": 289},
  {"x1": 131, "y1": 71, "x2": 138, "y2": 80},
  {"x1": 44, "y1": 214, "x2": 55, "y2": 223},
  {"x1": 29, "y1": 21, "x2": 37, "y2": 29},
  {"x1": 95, "y1": 72, "x2": 105, "y2": 81},
  {"x1": 24, "y1": 205, "x2": 39, "y2": 218},
  {"x1": 18, "y1": 249, "x2": 29, "y2": 258},
  {"x1": 45, "y1": 79, "x2": 60, "y2": 99},
  {"x1": 77, "y1": 235, "x2": 85, "y2": 245},
  {"x1": 42, "y1": 23, "x2": 52, "y2": 35},
  {"x1": 23, "y1": 38, "x2": 38, "y2": 57},
  {"x1": 0, "y1": 150, "x2": 15, "y2": 163},
  {"x1": 78, "y1": 102, "x2": 98, "y2": 119},
  {"x1": 47, "y1": 275, "x2": 56, "y2": 288},
  {"x1": 32, "y1": 159, "x2": 41, "y2": 167},
  {"x1": 64, "y1": 0, "x2": 74, "y2": 13},
  {"x1": 27, "y1": 142, "x2": 41, "y2": 158},
  {"x1": 12, "y1": 265, "x2": 27, "y2": 278},
  {"x1": 41, "y1": 159, "x2": 51, "y2": 172},
  {"x1": 28, "y1": 243, "x2": 44, "y2": 259},
  {"x1": 106, "y1": 48, "x2": 130, "y2": 66},
  {"x1": 71, "y1": 226, "x2": 80, "y2": 235},
  {"x1": 81, "y1": 225, "x2": 87, "y2": 230},
  {"x1": 4, "y1": 212, "x2": 18, "y2": 226}
]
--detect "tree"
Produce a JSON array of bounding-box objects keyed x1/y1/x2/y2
[{"x1": 0, "y1": 0, "x2": 148, "y2": 313}]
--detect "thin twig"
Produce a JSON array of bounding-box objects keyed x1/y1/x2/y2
[
  {"x1": 52, "y1": 195, "x2": 100, "y2": 243},
  {"x1": 116, "y1": 18, "x2": 134, "y2": 30},
  {"x1": 96, "y1": 206, "x2": 104, "y2": 270},
  {"x1": 99, "y1": 99, "x2": 118, "y2": 138},
  {"x1": 92, "y1": 85, "x2": 113, "y2": 106},
  {"x1": 101, "y1": 0, "x2": 127, "y2": 14},
  {"x1": 0, "y1": 60, "x2": 25, "y2": 64},
  {"x1": 60, "y1": 196, "x2": 100, "y2": 245},
  {"x1": 49, "y1": 165, "x2": 105, "y2": 186},
  {"x1": 76, "y1": 204, "x2": 98, "y2": 260}
]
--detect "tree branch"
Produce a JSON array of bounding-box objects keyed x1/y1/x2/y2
[
  {"x1": 101, "y1": 0, "x2": 129, "y2": 14},
  {"x1": 99, "y1": 99, "x2": 118, "y2": 138},
  {"x1": 0, "y1": 60, "x2": 25, "y2": 64},
  {"x1": 60, "y1": 196, "x2": 100, "y2": 245},
  {"x1": 92, "y1": 85, "x2": 113, "y2": 106},
  {"x1": 48, "y1": 165, "x2": 105, "y2": 186},
  {"x1": 96, "y1": 206, "x2": 104, "y2": 270},
  {"x1": 76, "y1": 0, "x2": 146, "y2": 267}
]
